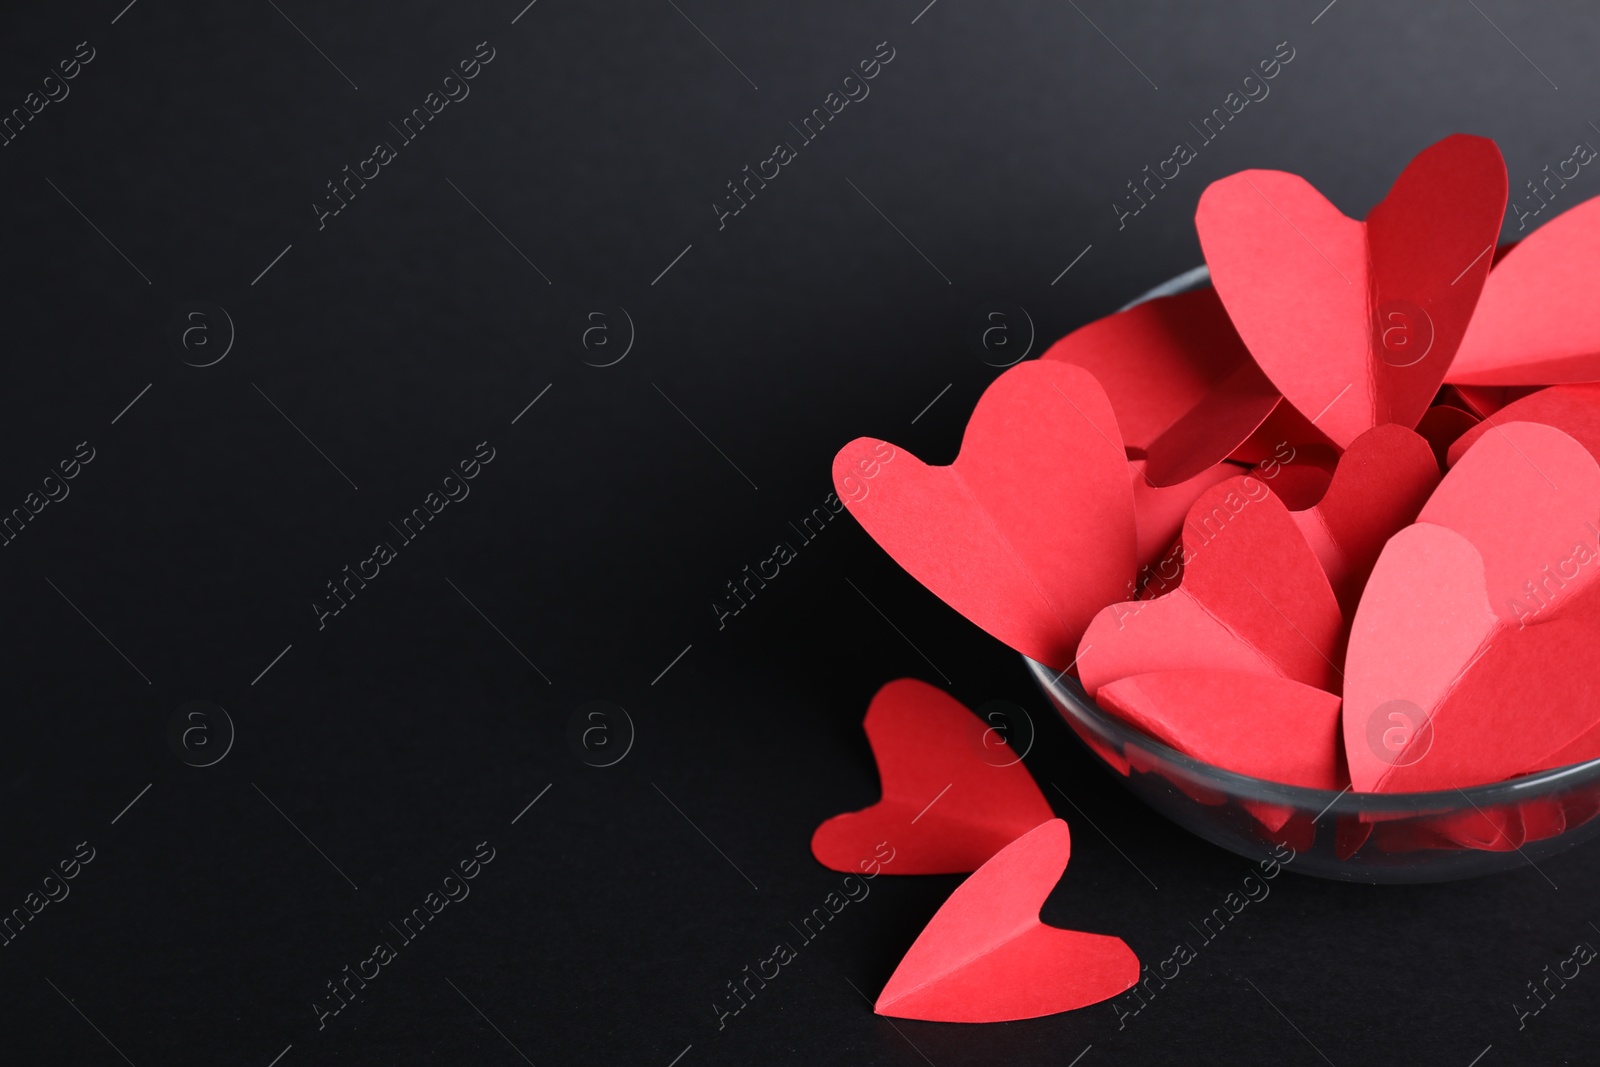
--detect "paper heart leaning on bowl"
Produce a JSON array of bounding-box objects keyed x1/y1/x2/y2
[
  {"x1": 832, "y1": 360, "x2": 1136, "y2": 670},
  {"x1": 1344, "y1": 421, "x2": 1600, "y2": 792}
]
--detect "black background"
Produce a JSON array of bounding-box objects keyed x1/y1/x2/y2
[{"x1": 1, "y1": 1, "x2": 1596, "y2": 1064}]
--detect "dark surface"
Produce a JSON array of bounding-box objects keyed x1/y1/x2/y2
[{"x1": 1, "y1": 1, "x2": 1597, "y2": 1063}]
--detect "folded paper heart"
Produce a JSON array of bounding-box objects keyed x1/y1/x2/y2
[
  {"x1": 1447, "y1": 384, "x2": 1600, "y2": 467},
  {"x1": 828, "y1": 139, "x2": 1600, "y2": 882},
  {"x1": 1344, "y1": 422, "x2": 1600, "y2": 791},
  {"x1": 1041, "y1": 287, "x2": 1280, "y2": 487},
  {"x1": 1284, "y1": 424, "x2": 1439, "y2": 615},
  {"x1": 833, "y1": 361, "x2": 1136, "y2": 669},
  {"x1": 1077, "y1": 474, "x2": 1343, "y2": 700},
  {"x1": 1197, "y1": 134, "x2": 1507, "y2": 448},
  {"x1": 1449, "y1": 195, "x2": 1600, "y2": 385},
  {"x1": 810, "y1": 679, "x2": 1054, "y2": 875},
  {"x1": 874, "y1": 819, "x2": 1139, "y2": 1022}
]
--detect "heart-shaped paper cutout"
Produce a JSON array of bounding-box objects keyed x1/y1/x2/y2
[
  {"x1": 1042, "y1": 287, "x2": 1280, "y2": 487},
  {"x1": 834, "y1": 361, "x2": 1135, "y2": 669},
  {"x1": 874, "y1": 819, "x2": 1138, "y2": 1022},
  {"x1": 1449, "y1": 195, "x2": 1600, "y2": 384},
  {"x1": 1097, "y1": 669, "x2": 1344, "y2": 789},
  {"x1": 1344, "y1": 422, "x2": 1600, "y2": 791},
  {"x1": 1447, "y1": 384, "x2": 1600, "y2": 467},
  {"x1": 1196, "y1": 134, "x2": 1507, "y2": 448},
  {"x1": 811, "y1": 679, "x2": 1054, "y2": 875},
  {"x1": 1076, "y1": 475, "x2": 1343, "y2": 700},
  {"x1": 1287, "y1": 424, "x2": 1440, "y2": 615}
]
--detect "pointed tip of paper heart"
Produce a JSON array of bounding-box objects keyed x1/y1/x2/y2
[
  {"x1": 874, "y1": 818, "x2": 1070, "y2": 1017},
  {"x1": 873, "y1": 819, "x2": 1141, "y2": 1023}
]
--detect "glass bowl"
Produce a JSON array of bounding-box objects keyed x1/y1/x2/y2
[
  {"x1": 1028, "y1": 658, "x2": 1600, "y2": 883},
  {"x1": 1020, "y1": 265, "x2": 1600, "y2": 881}
]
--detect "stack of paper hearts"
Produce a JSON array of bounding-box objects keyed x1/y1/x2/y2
[{"x1": 833, "y1": 135, "x2": 1600, "y2": 810}]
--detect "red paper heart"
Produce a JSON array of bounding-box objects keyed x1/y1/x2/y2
[
  {"x1": 1450, "y1": 195, "x2": 1600, "y2": 384},
  {"x1": 1447, "y1": 384, "x2": 1600, "y2": 467},
  {"x1": 1097, "y1": 669, "x2": 1344, "y2": 789},
  {"x1": 1344, "y1": 422, "x2": 1600, "y2": 791},
  {"x1": 834, "y1": 361, "x2": 1135, "y2": 669},
  {"x1": 1196, "y1": 134, "x2": 1507, "y2": 448},
  {"x1": 874, "y1": 819, "x2": 1138, "y2": 1022},
  {"x1": 1076, "y1": 475, "x2": 1343, "y2": 700},
  {"x1": 1041, "y1": 287, "x2": 1280, "y2": 487},
  {"x1": 1286, "y1": 424, "x2": 1440, "y2": 615},
  {"x1": 811, "y1": 679, "x2": 1054, "y2": 875}
]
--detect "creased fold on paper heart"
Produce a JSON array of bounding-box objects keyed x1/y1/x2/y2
[
  {"x1": 1197, "y1": 134, "x2": 1507, "y2": 447},
  {"x1": 811, "y1": 679, "x2": 1054, "y2": 875},
  {"x1": 874, "y1": 819, "x2": 1138, "y2": 1022}
]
